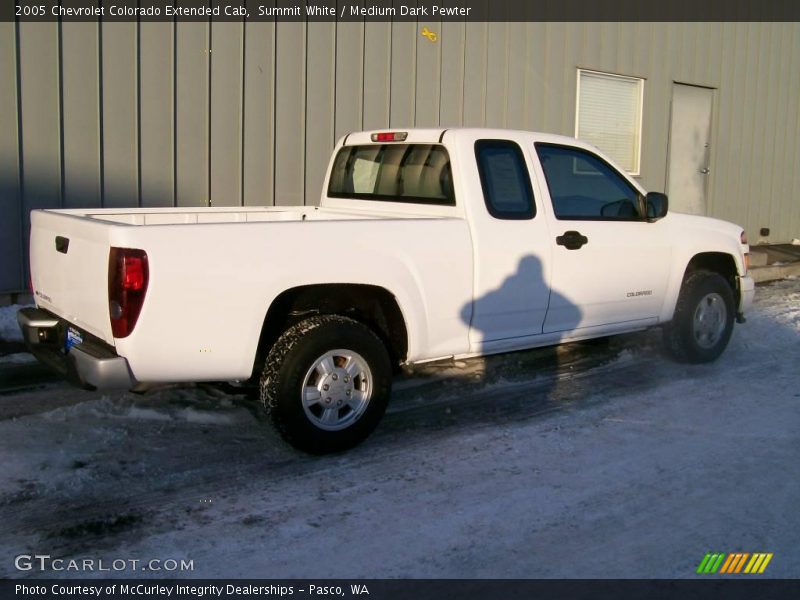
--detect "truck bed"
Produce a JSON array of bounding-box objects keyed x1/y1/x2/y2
[
  {"x1": 50, "y1": 205, "x2": 425, "y2": 226},
  {"x1": 29, "y1": 204, "x2": 472, "y2": 380}
]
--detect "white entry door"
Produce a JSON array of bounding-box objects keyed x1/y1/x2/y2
[{"x1": 666, "y1": 83, "x2": 714, "y2": 215}]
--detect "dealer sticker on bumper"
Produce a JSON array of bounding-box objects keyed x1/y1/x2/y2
[{"x1": 65, "y1": 327, "x2": 83, "y2": 352}]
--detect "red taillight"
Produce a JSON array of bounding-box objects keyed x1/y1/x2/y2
[
  {"x1": 122, "y1": 256, "x2": 146, "y2": 290},
  {"x1": 370, "y1": 131, "x2": 408, "y2": 142},
  {"x1": 109, "y1": 248, "x2": 149, "y2": 338}
]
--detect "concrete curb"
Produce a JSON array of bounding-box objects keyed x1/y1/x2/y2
[{"x1": 749, "y1": 261, "x2": 800, "y2": 284}]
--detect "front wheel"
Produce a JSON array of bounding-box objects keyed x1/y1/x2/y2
[
  {"x1": 260, "y1": 315, "x2": 392, "y2": 454},
  {"x1": 663, "y1": 270, "x2": 736, "y2": 363}
]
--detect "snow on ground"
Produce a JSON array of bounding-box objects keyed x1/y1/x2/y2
[
  {"x1": 43, "y1": 392, "x2": 253, "y2": 427},
  {"x1": 0, "y1": 280, "x2": 798, "y2": 579},
  {"x1": 0, "y1": 304, "x2": 28, "y2": 343},
  {"x1": 0, "y1": 353, "x2": 36, "y2": 366}
]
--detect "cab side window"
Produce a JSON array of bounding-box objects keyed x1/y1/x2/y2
[
  {"x1": 475, "y1": 140, "x2": 536, "y2": 220},
  {"x1": 535, "y1": 144, "x2": 642, "y2": 220}
]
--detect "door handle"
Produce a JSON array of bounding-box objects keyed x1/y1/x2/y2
[
  {"x1": 699, "y1": 167, "x2": 710, "y2": 174},
  {"x1": 556, "y1": 230, "x2": 588, "y2": 250}
]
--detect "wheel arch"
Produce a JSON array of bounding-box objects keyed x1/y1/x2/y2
[
  {"x1": 251, "y1": 284, "x2": 409, "y2": 380},
  {"x1": 661, "y1": 251, "x2": 740, "y2": 322},
  {"x1": 684, "y1": 252, "x2": 738, "y2": 290}
]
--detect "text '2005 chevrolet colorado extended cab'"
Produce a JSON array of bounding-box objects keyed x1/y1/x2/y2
[{"x1": 19, "y1": 128, "x2": 754, "y2": 453}]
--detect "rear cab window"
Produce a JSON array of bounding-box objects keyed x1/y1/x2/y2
[{"x1": 327, "y1": 144, "x2": 455, "y2": 206}]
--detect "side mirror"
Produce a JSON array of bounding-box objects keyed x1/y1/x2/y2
[{"x1": 644, "y1": 192, "x2": 668, "y2": 220}]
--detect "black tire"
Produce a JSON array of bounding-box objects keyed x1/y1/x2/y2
[
  {"x1": 260, "y1": 315, "x2": 392, "y2": 454},
  {"x1": 663, "y1": 270, "x2": 736, "y2": 363}
]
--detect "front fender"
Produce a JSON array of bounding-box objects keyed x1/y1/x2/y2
[{"x1": 659, "y1": 213, "x2": 748, "y2": 322}]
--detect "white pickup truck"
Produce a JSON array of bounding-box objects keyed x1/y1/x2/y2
[{"x1": 19, "y1": 128, "x2": 754, "y2": 453}]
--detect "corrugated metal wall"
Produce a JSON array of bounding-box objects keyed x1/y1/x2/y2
[{"x1": 1, "y1": 20, "x2": 799, "y2": 292}]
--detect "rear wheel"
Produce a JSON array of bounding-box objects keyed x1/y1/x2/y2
[
  {"x1": 260, "y1": 315, "x2": 391, "y2": 454},
  {"x1": 664, "y1": 270, "x2": 735, "y2": 363}
]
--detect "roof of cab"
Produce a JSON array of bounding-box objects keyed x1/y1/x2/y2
[{"x1": 341, "y1": 127, "x2": 586, "y2": 149}]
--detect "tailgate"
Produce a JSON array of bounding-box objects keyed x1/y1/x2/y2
[{"x1": 29, "y1": 210, "x2": 115, "y2": 344}]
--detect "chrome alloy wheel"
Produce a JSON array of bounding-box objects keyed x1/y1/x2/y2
[
  {"x1": 301, "y1": 349, "x2": 373, "y2": 431},
  {"x1": 693, "y1": 292, "x2": 728, "y2": 349}
]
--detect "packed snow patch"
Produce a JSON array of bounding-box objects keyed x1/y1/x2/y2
[
  {"x1": 0, "y1": 352, "x2": 36, "y2": 365},
  {"x1": 40, "y1": 389, "x2": 255, "y2": 427},
  {"x1": 117, "y1": 405, "x2": 245, "y2": 426}
]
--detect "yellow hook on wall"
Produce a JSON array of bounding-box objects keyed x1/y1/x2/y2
[{"x1": 421, "y1": 27, "x2": 438, "y2": 43}]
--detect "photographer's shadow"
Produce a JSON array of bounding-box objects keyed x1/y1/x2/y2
[{"x1": 458, "y1": 254, "x2": 583, "y2": 389}]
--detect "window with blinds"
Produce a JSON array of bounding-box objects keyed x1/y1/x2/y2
[{"x1": 575, "y1": 70, "x2": 644, "y2": 175}]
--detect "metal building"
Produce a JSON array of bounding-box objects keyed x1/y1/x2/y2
[{"x1": 1, "y1": 19, "x2": 799, "y2": 294}]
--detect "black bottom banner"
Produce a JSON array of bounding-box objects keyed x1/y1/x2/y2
[{"x1": 3, "y1": 580, "x2": 800, "y2": 600}]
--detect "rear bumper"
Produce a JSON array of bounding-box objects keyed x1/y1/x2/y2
[{"x1": 17, "y1": 307, "x2": 134, "y2": 390}]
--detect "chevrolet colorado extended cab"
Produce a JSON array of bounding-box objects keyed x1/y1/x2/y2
[{"x1": 19, "y1": 128, "x2": 755, "y2": 453}]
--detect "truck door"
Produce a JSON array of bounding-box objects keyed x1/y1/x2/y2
[
  {"x1": 463, "y1": 138, "x2": 553, "y2": 351},
  {"x1": 532, "y1": 142, "x2": 672, "y2": 335}
]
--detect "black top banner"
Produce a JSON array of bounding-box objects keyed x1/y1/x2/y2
[{"x1": 5, "y1": 0, "x2": 800, "y2": 22}]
